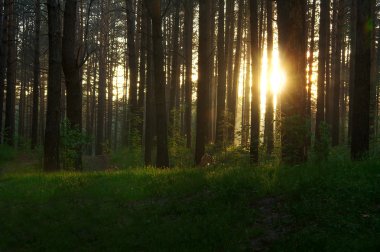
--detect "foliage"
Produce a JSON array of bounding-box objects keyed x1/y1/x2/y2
[{"x1": 60, "y1": 120, "x2": 90, "y2": 170}]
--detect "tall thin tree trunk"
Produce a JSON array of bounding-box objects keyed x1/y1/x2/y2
[
  {"x1": 351, "y1": 0, "x2": 373, "y2": 159},
  {"x1": 250, "y1": 0, "x2": 260, "y2": 163},
  {"x1": 4, "y1": 0, "x2": 16, "y2": 146},
  {"x1": 96, "y1": 0, "x2": 109, "y2": 155},
  {"x1": 44, "y1": 0, "x2": 62, "y2": 171},
  {"x1": 229, "y1": 0, "x2": 243, "y2": 144},
  {"x1": 195, "y1": 0, "x2": 212, "y2": 165},
  {"x1": 127, "y1": 0, "x2": 138, "y2": 144},
  {"x1": 147, "y1": 0, "x2": 169, "y2": 168},
  {"x1": 62, "y1": 0, "x2": 83, "y2": 170},
  {"x1": 31, "y1": 0, "x2": 41, "y2": 149},
  {"x1": 184, "y1": 0, "x2": 193, "y2": 148},
  {"x1": 332, "y1": 0, "x2": 344, "y2": 146},
  {"x1": 0, "y1": 0, "x2": 8, "y2": 143},
  {"x1": 264, "y1": 0, "x2": 274, "y2": 155},
  {"x1": 215, "y1": 0, "x2": 226, "y2": 146},
  {"x1": 315, "y1": 0, "x2": 330, "y2": 145}
]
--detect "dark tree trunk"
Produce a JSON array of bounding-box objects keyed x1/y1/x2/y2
[
  {"x1": 184, "y1": 0, "x2": 193, "y2": 148},
  {"x1": 96, "y1": 0, "x2": 109, "y2": 155},
  {"x1": 195, "y1": 0, "x2": 212, "y2": 165},
  {"x1": 147, "y1": 0, "x2": 169, "y2": 168},
  {"x1": 264, "y1": 0, "x2": 274, "y2": 155},
  {"x1": 315, "y1": 0, "x2": 330, "y2": 144},
  {"x1": 229, "y1": 0, "x2": 243, "y2": 144},
  {"x1": 144, "y1": 14, "x2": 154, "y2": 166},
  {"x1": 332, "y1": 0, "x2": 344, "y2": 146},
  {"x1": 348, "y1": 0, "x2": 357, "y2": 140},
  {"x1": 62, "y1": 0, "x2": 83, "y2": 170},
  {"x1": 277, "y1": 0, "x2": 308, "y2": 164},
  {"x1": 351, "y1": 0, "x2": 373, "y2": 159},
  {"x1": 0, "y1": 0, "x2": 8, "y2": 142},
  {"x1": 169, "y1": 0, "x2": 180, "y2": 128},
  {"x1": 44, "y1": 0, "x2": 62, "y2": 171},
  {"x1": 226, "y1": 0, "x2": 235, "y2": 144},
  {"x1": 126, "y1": 0, "x2": 138, "y2": 144},
  {"x1": 250, "y1": 0, "x2": 260, "y2": 163},
  {"x1": 31, "y1": 0, "x2": 41, "y2": 149},
  {"x1": 305, "y1": 0, "x2": 316, "y2": 148},
  {"x1": 4, "y1": 0, "x2": 16, "y2": 146},
  {"x1": 215, "y1": 0, "x2": 226, "y2": 146}
]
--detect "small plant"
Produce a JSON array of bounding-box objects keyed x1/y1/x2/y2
[{"x1": 60, "y1": 119, "x2": 90, "y2": 170}]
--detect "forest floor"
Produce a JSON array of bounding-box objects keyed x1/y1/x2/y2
[{"x1": 0, "y1": 148, "x2": 380, "y2": 251}]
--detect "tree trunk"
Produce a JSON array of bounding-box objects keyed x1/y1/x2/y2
[
  {"x1": 169, "y1": 0, "x2": 180, "y2": 129},
  {"x1": 264, "y1": 0, "x2": 274, "y2": 155},
  {"x1": 250, "y1": 0, "x2": 260, "y2": 163},
  {"x1": 226, "y1": 0, "x2": 235, "y2": 144},
  {"x1": 126, "y1": 0, "x2": 138, "y2": 145},
  {"x1": 31, "y1": 0, "x2": 41, "y2": 149},
  {"x1": 184, "y1": 0, "x2": 193, "y2": 148},
  {"x1": 351, "y1": 0, "x2": 373, "y2": 159},
  {"x1": 4, "y1": 0, "x2": 16, "y2": 146},
  {"x1": 348, "y1": 0, "x2": 357, "y2": 141},
  {"x1": 195, "y1": 0, "x2": 212, "y2": 165},
  {"x1": 315, "y1": 0, "x2": 330, "y2": 145},
  {"x1": 0, "y1": 0, "x2": 8, "y2": 143},
  {"x1": 44, "y1": 0, "x2": 62, "y2": 171},
  {"x1": 229, "y1": 0, "x2": 243, "y2": 144},
  {"x1": 96, "y1": 0, "x2": 109, "y2": 155},
  {"x1": 277, "y1": 0, "x2": 308, "y2": 164},
  {"x1": 215, "y1": 0, "x2": 226, "y2": 146},
  {"x1": 147, "y1": 0, "x2": 169, "y2": 168},
  {"x1": 332, "y1": 0, "x2": 344, "y2": 146},
  {"x1": 62, "y1": 0, "x2": 83, "y2": 170}
]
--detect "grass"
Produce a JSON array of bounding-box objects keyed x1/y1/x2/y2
[{"x1": 0, "y1": 149, "x2": 379, "y2": 251}]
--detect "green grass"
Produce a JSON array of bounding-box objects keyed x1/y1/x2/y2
[{"x1": 0, "y1": 153, "x2": 379, "y2": 251}]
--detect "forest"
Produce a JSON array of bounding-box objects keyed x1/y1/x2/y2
[{"x1": 0, "y1": 0, "x2": 379, "y2": 250}]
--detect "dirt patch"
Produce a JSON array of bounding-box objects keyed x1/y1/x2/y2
[{"x1": 250, "y1": 196, "x2": 294, "y2": 251}]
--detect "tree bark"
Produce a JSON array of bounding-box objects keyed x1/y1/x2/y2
[
  {"x1": 195, "y1": 0, "x2": 212, "y2": 165},
  {"x1": 31, "y1": 0, "x2": 41, "y2": 149},
  {"x1": 146, "y1": 0, "x2": 169, "y2": 168},
  {"x1": 44, "y1": 0, "x2": 62, "y2": 171},
  {"x1": 4, "y1": 0, "x2": 16, "y2": 146},
  {"x1": 351, "y1": 0, "x2": 373, "y2": 159},
  {"x1": 184, "y1": 0, "x2": 193, "y2": 148},
  {"x1": 215, "y1": 0, "x2": 226, "y2": 146},
  {"x1": 0, "y1": 0, "x2": 8, "y2": 142},
  {"x1": 277, "y1": 0, "x2": 308, "y2": 164},
  {"x1": 250, "y1": 0, "x2": 260, "y2": 163},
  {"x1": 264, "y1": 0, "x2": 274, "y2": 155},
  {"x1": 315, "y1": 0, "x2": 330, "y2": 144},
  {"x1": 62, "y1": 0, "x2": 83, "y2": 170}
]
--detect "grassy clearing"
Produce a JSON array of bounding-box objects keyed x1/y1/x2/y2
[{"x1": 0, "y1": 151, "x2": 379, "y2": 251}]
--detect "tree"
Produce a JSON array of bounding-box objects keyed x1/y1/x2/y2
[
  {"x1": 96, "y1": 0, "x2": 109, "y2": 155},
  {"x1": 215, "y1": 0, "x2": 226, "y2": 146},
  {"x1": 0, "y1": 0, "x2": 7, "y2": 142},
  {"x1": 184, "y1": 0, "x2": 193, "y2": 148},
  {"x1": 277, "y1": 0, "x2": 307, "y2": 164},
  {"x1": 31, "y1": 0, "x2": 41, "y2": 150},
  {"x1": 126, "y1": 0, "x2": 138, "y2": 144},
  {"x1": 146, "y1": 0, "x2": 169, "y2": 168},
  {"x1": 195, "y1": 0, "x2": 212, "y2": 165},
  {"x1": 250, "y1": 0, "x2": 260, "y2": 163},
  {"x1": 62, "y1": 0, "x2": 83, "y2": 170},
  {"x1": 351, "y1": 0, "x2": 373, "y2": 159},
  {"x1": 44, "y1": 0, "x2": 62, "y2": 171},
  {"x1": 315, "y1": 0, "x2": 330, "y2": 145},
  {"x1": 264, "y1": 0, "x2": 274, "y2": 155},
  {"x1": 4, "y1": 0, "x2": 16, "y2": 146}
]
